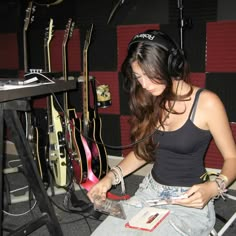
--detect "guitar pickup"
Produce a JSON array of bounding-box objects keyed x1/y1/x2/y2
[
  {"x1": 59, "y1": 146, "x2": 65, "y2": 158},
  {"x1": 48, "y1": 125, "x2": 54, "y2": 133},
  {"x1": 58, "y1": 132, "x2": 65, "y2": 145},
  {"x1": 50, "y1": 144, "x2": 56, "y2": 151}
]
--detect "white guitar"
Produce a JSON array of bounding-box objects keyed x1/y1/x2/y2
[{"x1": 45, "y1": 18, "x2": 67, "y2": 187}]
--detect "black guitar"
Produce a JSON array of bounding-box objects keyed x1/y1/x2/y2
[
  {"x1": 78, "y1": 24, "x2": 108, "y2": 192},
  {"x1": 22, "y1": 1, "x2": 45, "y2": 181}
]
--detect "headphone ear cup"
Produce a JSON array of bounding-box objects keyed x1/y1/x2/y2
[{"x1": 168, "y1": 49, "x2": 185, "y2": 78}]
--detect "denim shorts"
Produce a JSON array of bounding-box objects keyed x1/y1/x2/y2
[{"x1": 91, "y1": 172, "x2": 216, "y2": 236}]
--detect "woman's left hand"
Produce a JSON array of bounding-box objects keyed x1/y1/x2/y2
[{"x1": 172, "y1": 181, "x2": 219, "y2": 209}]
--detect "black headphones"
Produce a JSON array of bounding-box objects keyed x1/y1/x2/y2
[{"x1": 128, "y1": 30, "x2": 185, "y2": 78}]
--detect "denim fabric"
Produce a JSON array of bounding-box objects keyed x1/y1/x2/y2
[{"x1": 91, "y1": 173, "x2": 216, "y2": 236}]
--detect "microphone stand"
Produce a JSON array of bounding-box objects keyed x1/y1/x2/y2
[
  {"x1": 177, "y1": 0, "x2": 184, "y2": 50},
  {"x1": 177, "y1": 0, "x2": 192, "y2": 53}
]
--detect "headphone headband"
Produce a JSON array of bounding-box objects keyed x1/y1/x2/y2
[
  {"x1": 129, "y1": 31, "x2": 176, "y2": 51},
  {"x1": 128, "y1": 30, "x2": 185, "y2": 77}
]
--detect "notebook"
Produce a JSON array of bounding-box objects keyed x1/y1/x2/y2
[{"x1": 125, "y1": 207, "x2": 170, "y2": 232}]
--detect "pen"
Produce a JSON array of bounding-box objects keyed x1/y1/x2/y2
[{"x1": 146, "y1": 213, "x2": 159, "y2": 223}]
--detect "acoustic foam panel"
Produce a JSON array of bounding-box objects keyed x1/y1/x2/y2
[
  {"x1": 206, "y1": 72, "x2": 236, "y2": 122},
  {"x1": 206, "y1": 21, "x2": 236, "y2": 72},
  {"x1": 0, "y1": 33, "x2": 19, "y2": 69}
]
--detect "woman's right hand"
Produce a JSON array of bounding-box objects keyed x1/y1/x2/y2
[{"x1": 87, "y1": 172, "x2": 114, "y2": 203}]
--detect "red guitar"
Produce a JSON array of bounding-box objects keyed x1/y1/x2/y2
[
  {"x1": 61, "y1": 18, "x2": 88, "y2": 184},
  {"x1": 72, "y1": 24, "x2": 101, "y2": 190}
]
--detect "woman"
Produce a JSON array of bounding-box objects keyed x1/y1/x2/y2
[{"x1": 88, "y1": 30, "x2": 236, "y2": 235}]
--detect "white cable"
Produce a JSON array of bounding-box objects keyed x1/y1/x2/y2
[
  {"x1": 7, "y1": 160, "x2": 22, "y2": 168},
  {"x1": 25, "y1": 111, "x2": 29, "y2": 138},
  {"x1": 218, "y1": 212, "x2": 236, "y2": 236},
  {"x1": 10, "y1": 185, "x2": 29, "y2": 194},
  {"x1": 224, "y1": 193, "x2": 236, "y2": 201},
  {"x1": 3, "y1": 199, "x2": 37, "y2": 217}
]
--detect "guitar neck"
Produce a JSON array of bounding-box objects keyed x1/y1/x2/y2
[
  {"x1": 44, "y1": 38, "x2": 48, "y2": 72},
  {"x1": 62, "y1": 43, "x2": 69, "y2": 116},
  {"x1": 83, "y1": 50, "x2": 89, "y2": 126},
  {"x1": 47, "y1": 44, "x2": 51, "y2": 73},
  {"x1": 23, "y1": 1, "x2": 34, "y2": 73},
  {"x1": 23, "y1": 30, "x2": 28, "y2": 73},
  {"x1": 45, "y1": 28, "x2": 53, "y2": 125}
]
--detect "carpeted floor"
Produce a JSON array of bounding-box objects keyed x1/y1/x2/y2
[{"x1": 2, "y1": 156, "x2": 236, "y2": 235}]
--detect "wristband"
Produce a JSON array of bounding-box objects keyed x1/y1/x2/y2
[
  {"x1": 214, "y1": 177, "x2": 227, "y2": 200},
  {"x1": 218, "y1": 174, "x2": 229, "y2": 184},
  {"x1": 110, "y1": 166, "x2": 126, "y2": 195}
]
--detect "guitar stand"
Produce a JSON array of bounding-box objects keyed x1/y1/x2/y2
[{"x1": 0, "y1": 100, "x2": 63, "y2": 236}]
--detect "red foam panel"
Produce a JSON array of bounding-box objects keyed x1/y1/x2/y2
[
  {"x1": 0, "y1": 33, "x2": 19, "y2": 69},
  {"x1": 206, "y1": 21, "x2": 236, "y2": 72},
  {"x1": 190, "y1": 72, "x2": 206, "y2": 88}
]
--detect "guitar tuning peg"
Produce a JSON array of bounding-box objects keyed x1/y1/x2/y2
[
  {"x1": 32, "y1": 6, "x2": 36, "y2": 12},
  {"x1": 31, "y1": 16, "x2": 35, "y2": 23}
]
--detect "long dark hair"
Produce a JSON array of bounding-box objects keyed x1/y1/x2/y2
[{"x1": 121, "y1": 31, "x2": 192, "y2": 162}]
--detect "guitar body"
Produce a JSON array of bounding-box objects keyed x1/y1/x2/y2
[
  {"x1": 26, "y1": 112, "x2": 44, "y2": 179},
  {"x1": 27, "y1": 119, "x2": 41, "y2": 176},
  {"x1": 67, "y1": 108, "x2": 88, "y2": 184},
  {"x1": 48, "y1": 96, "x2": 67, "y2": 187},
  {"x1": 82, "y1": 108, "x2": 108, "y2": 179},
  {"x1": 61, "y1": 18, "x2": 87, "y2": 185},
  {"x1": 69, "y1": 108, "x2": 99, "y2": 190},
  {"x1": 80, "y1": 133, "x2": 99, "y2": 191},
  {"x1": 92, "y1": 115, "x2": 108, "y2": 178}
]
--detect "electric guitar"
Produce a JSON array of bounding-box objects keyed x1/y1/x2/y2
[
  {"x1": 79, "y1": 26, "x2": 130, "y2": 200},
  {"x1": 23, "y1": 1, "x2": 35, "y2": 73},
  {"x1": 23, "y1": 2, "x2": 44, "y2": 180},
  {"x1": 45, "y1": 18, "x2": 67, "y2": 187},
  {"x1": 79, "y1": 24, "x2": 108, "y2": 192},
  {"x1": 61, "y1": 18, "x2": 88, "y2": 184}
]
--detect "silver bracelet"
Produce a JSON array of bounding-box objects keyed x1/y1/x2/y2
[
  {"x1": 214, "y1": 177, "x2": 227, "y2": 200},
  {"x1": 110, "y1": 166, "x2": 126, "y2": 194}
]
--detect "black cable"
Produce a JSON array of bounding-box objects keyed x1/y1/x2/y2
[
  {"x1": 49, "y1": 89, "x2": 176, "y2": 150},
  {"x1": 49, "y1": 195, "x2": 103, "y2": 234}
]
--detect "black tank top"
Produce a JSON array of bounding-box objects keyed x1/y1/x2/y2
[{"x1": 151, "y1": 89, "x2": 212, "y2": 187}]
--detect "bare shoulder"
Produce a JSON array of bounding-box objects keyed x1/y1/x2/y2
[
  {"x1": 198, "y1": 89, "x2": 225, "y2": 110},
  {"x1": 196, "y1": 88, "x2": 229, "y2": 128}
]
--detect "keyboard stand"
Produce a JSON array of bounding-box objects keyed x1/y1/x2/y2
[{"x1": 0, "y1": 80, "x2": 76, "y2": 236}]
